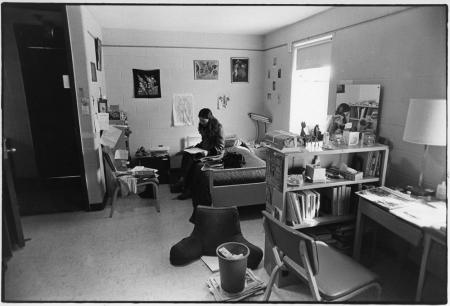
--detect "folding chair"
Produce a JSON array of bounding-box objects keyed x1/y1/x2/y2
[
  {"x1": 102, "y1": 150, "x2": 159, "y2": 217},
  {"x1": 262, "y1": 211, "x2": 381, "y2": 302}
]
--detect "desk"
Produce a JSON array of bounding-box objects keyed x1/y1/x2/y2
[{"x1": 353, "y1": 188, "x2": 446, "y2": 302}]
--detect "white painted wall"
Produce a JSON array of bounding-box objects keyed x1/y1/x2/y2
[
  {"x1": 102, "y1": 29, "x2": 265, "y2": 156},
  {"x1": 67, "y1": 6, "x2": 107, "y2": 205},
  {"x1": 263, "y1": 6, "x2": 447, "y2": 189}
]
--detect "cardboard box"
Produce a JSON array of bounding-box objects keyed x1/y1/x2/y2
[
  {"x1": 305, "y1": 164, "x2": 326, "y2": 182},
  {"x1": 264, "y1": 130, "x2": 298, "y2": 150}
]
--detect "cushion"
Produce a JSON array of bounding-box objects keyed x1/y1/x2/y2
[{"x1": 170, "y1": 235, "x2": 203, "y2": 266}]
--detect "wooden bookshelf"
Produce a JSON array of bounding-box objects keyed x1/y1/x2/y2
[{"x1": 264, "y1": 143, "x2": 389, "y2": 286}]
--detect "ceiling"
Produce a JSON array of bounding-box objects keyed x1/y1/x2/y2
[{"x1": 86, "y1": 5, "x2": 330, "y2": 35}]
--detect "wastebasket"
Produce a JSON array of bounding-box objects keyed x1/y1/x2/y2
[{"x1": 216, "y1": 242, "x2": 249, "y2": 293}]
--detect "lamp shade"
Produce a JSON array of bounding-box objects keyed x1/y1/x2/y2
[{"x1": 403, "y1": 99, "x2": 446, "y2": 146}]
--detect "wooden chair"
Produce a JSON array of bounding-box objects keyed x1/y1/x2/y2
[
  {"x1": 102, "y1": 150, "x2": 160, "y2": 217},
  {"x1": 262, "y1": 211, "x2": 381, "y2": 302}
]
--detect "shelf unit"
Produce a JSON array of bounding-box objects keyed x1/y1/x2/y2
[
  {"x1": 265, "y1": 143, "x2": 388, "y2": 224},
  {"x1": 263, "y1": 142, "x2": 389, "y2": 287}
]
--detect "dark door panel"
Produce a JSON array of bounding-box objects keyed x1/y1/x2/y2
[{"x1": 14, "y1": 24, "x2": 81, "y2": 178}]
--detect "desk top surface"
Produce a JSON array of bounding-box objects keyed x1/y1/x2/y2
[{"x1": 357, "y1": 186, "x2": 447, "y2": 234}]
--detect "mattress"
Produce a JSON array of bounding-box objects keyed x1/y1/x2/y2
[{"x1": 212, "y1": 146, "x2": 266, "y2": 186}]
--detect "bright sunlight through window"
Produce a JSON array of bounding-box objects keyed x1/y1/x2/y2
[{"x1": 289, "y1": 66, "x2": 330, "y2": 134}]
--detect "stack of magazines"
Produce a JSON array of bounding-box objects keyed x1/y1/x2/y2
[{"x1": 206, "y1": 269, "x2": 265, "y2": 301}]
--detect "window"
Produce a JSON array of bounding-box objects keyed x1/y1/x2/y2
[{"x1": 289, "y1": 35, "x2": 333, "y2": 134}]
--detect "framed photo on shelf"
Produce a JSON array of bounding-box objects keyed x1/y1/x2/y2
[
  {"x1": 98, "y1": 98, "x2": 108, "y2": 113},
  {"x1": 231, "y1": 57, "x2": 249, "y2": 83},
  {"x1": 132, "y1": 69, "x2": 162, "y2": 98},
  {"x1": 193, "y1": 60, "x2": 219, "y2": 80}
]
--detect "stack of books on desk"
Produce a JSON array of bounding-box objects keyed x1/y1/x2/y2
[{"x1": 206, "y1": 269, "x2": 265, "y2": 302}]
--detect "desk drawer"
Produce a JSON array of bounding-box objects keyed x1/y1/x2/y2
[{"x1": 360, "y1": 199, "x2": 423, "y2": 246}]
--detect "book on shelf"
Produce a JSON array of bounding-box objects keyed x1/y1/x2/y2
[
  {"x1": 318, "y1": 186, "x2": 352, "y2": 217},
  {"x1": 286, "y1": 190, "x2": 322, "y2": 225}
]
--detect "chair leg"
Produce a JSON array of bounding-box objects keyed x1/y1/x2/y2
[
  {"x1": 109, "y1": 186, "x2": 120, "y2": 218},
  {"x1": 152, "y1": 183, "x2": 160, "y2": 212},
  {"x1": 263, "y1": 264, "x2": 281, "y2": 301}
]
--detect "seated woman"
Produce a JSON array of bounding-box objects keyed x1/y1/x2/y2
[{"x1": 175, "y1": 108, "x2": 224, "y2": 200}]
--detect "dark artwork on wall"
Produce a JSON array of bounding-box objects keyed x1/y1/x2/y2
[
  {"x1": 231, "y1": 58, "x2": 249, "y2": 83},
  {"x1": 95, "y1": 38, "x2": 102, "y2": 71},
  {"x1": 90, "y1": 62, "x2": 97, "y2": 82},
  {"x1": 133, "y1": 69, "x2": 162, "y2": 98}
]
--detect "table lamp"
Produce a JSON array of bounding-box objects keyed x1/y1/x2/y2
[{"x1": 402, "y1": 98, "x2": 446, "y2": 195}]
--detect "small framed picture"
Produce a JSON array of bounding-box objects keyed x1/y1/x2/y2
[
  {"x1": 90, "y1": 62, "x2": 97, "y2": 82},
  {"x1": 231, "y1": 57, "x2": 249, "y2": 83},
  {"x1": 194, "y1": 60, "x2": 219, "y2": 80},
  {"x1": 98, "y1": 98, "x2": 108, "y2": 113},
  {"x1": 95, "y1": 38, "x2": 102, "y2": 71}
]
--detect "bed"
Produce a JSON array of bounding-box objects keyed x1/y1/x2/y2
[{"x1": 191, "y1": 143, "x2": 267, "y2": 208}]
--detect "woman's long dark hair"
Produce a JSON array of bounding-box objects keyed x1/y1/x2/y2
[{"x1": 198, "y1": 108, "x2": 221, "y2": 137}]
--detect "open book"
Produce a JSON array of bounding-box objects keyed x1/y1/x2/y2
[{"x1": 184, "y1": 147, "x2": 208, "y2": 156}]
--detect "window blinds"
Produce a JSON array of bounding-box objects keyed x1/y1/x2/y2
[{"x1": 295, "y1": 36, "x2": 332, "y2": 70}]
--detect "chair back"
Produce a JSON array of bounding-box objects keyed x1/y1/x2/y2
[
  {"x1": 262, "y1": 210, "x2": 319, "y2": 275},
  {"x1": 102, "y1": 150, "x2": 119, "y2": 195},
  {"x1": 194, "y1": 206, "x2": 242, "y2": 254}
]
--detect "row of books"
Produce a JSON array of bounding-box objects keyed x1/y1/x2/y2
[
  {"x1": 321, "y1": 186, "x2": 353, "y2": 216},
  {"x1": 285, "y1": 190, "x2": 321, "y2": 225},
  {"x1": 363, "y1": 151, "x2": 382, "y2": 177}
]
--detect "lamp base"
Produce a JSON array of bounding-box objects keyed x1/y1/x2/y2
[{"x1": 405, "y1": 185, "x2": 435, "y2": 197}]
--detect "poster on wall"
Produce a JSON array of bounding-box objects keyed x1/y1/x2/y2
[
  {"x1": 194, "y1": 60, "x2": 219, "y2": 80},
  {"x1": 133, "y1": 69, "x2": 162, "y2": 98},
  {"x1": 172, "y1": 94, "x2": 195, "y2": 126},
  {"x1": 231, "y1": 57, "x2": 249, "y2": 83}
]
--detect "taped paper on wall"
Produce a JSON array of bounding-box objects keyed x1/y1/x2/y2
[
  {"x1": 97, "y1": 113, "x2": 110, "y2": 130},
  {"x1": 100, "y1": 125, "x2": 122, "y2": 148},
  {"x1": 114, "y1": 149, "x2": 129, "y2": 160},
  {"x1": 173, "y1": 94, "x2": 194, "y2": 126}
]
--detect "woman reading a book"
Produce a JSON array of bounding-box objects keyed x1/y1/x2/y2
[{"x1": 175, "y1": 108, "x2": 224, "y2": 200}]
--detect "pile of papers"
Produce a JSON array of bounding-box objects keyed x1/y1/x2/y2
[
  {"x1": 357, "y1": 186, "x2": 411, "y2": 210},
  {"x1": 358, "y1": 186, "x2": 447, "y2": 230},
  {"x1": 129, "y1": 166, "x2": 158, "y2": 176},
  {"x1": 206, "y1": 269, "x2": 265, "y2": 302}
]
